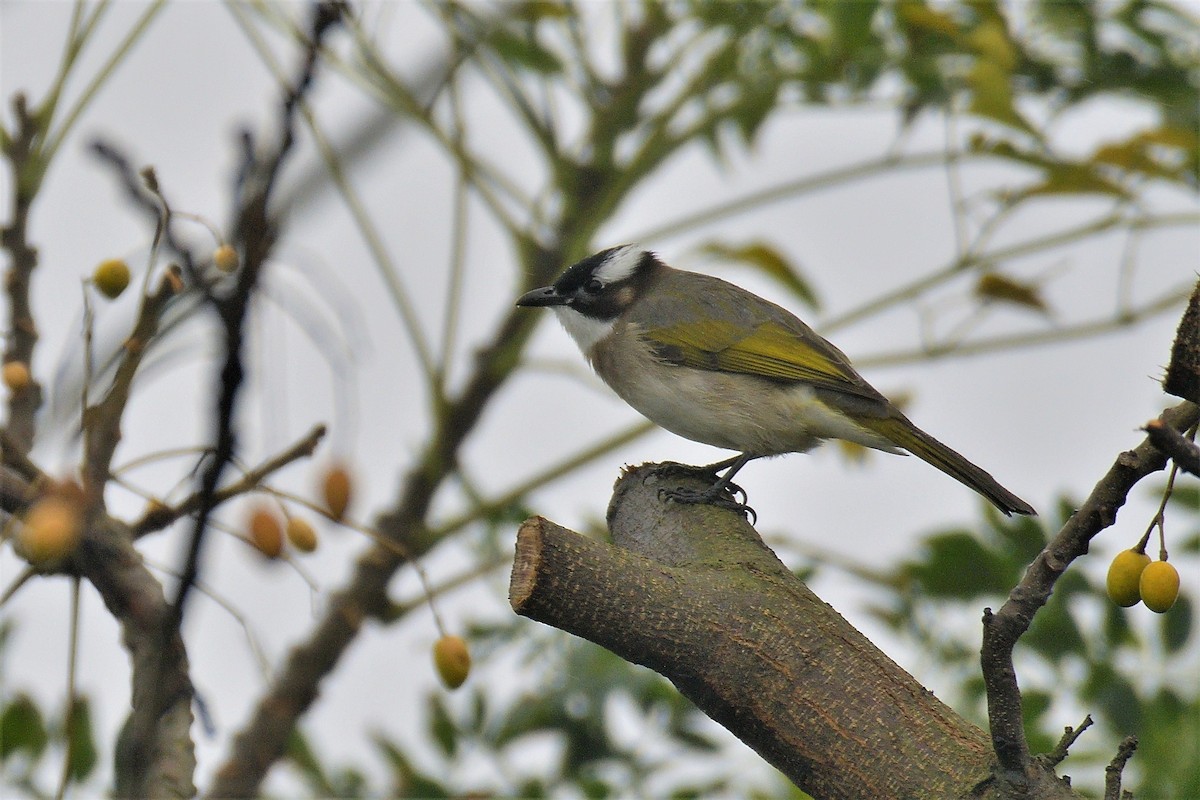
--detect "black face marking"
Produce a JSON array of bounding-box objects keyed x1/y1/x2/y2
[{"x1": 552, "y1": 246, "x2": 663, "y2": 321}]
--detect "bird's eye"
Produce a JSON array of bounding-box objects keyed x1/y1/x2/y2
[{"x1": 584, "y1": 278, "x2": 603, "y2": 294}]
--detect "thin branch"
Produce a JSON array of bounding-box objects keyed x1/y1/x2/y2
[
  {"x1": 1144, "y1": 418, "x2": 1200, "y2": 476},
  {"x1": 852, "y1": 283, "x2": 1193, "y2": 369},
  {"x1": 81, "y1": 265, "x2": 185, "y2": 495},
  {"x1": 2, "y1": 94, "x2": 48, "y2": 455},
  {"x1": 1103, "y1": 736, "x2": 1139, "y2": 800},
  {"x1": 54, "y1": 578, "x2": 82, "y2": 800},
  {"x1": 41, "y1": 0, "x2": 168, "y2": 163},
  {"x1": 824, "y1": 210, "x2": 1199, "y2": 335},
  {"x1": 224, "y1": 1, "x2": 440, "y2": 382},
  {"x1": 1036, "y1": 715, "x2": 1093, "y2": 770},
  {"x1": 633, "y1": 150, "x2": 953, "y2": 245},
  {"x1": 131, "y1": 422, "x2": 326, "y2": 538}
]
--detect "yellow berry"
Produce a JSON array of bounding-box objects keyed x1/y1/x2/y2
[
  {"x1": 285, "y1": 517, "x2": 318, "y2": 553},
  {"x1": 93, "y1": 258, "x2": 131, "y2": 299},
  {"x1": 433, "y1": 635, "x2": 470, "y2": 689},
  {"x1": 20, "y1": 497, "x2": 83, "y2": 565},
  {"x1": 2, "y1": 361, "x2": 30, "y2": 391},
  {"x1": 1106, "y1": 549, "x2": 1151, "y2": 607},
  {"x1": 213, "y1": 244, "x2": 239, "y2": 273},
  {"x1": 248, "y1": 507, "x2": 284, "y2": 559},
  {"x1": 1139, "y1": 560, "x2": 1180, "y2": 613},
  {"x1": 322, "y1": 464, "x2": 353, "y2": 521}
]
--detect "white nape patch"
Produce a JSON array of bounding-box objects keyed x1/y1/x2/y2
[
  {"x1": 594, "y1": 244, "x2": 643, "y2": 285},
  {"x1": 553, "y1": 306, "x2": 617, "y2": 353}
]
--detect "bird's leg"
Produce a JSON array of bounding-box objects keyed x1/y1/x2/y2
[{"x1": 650, "y1": 454, "x2": 758, "y2": 521}]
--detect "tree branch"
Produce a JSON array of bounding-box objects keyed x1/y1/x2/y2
[
  {"x1": 1, "y1": 93, "x2": 47, "y2": 455},
  {"x1": 981, "y1": 401, "x2": 1200, "y2": 779},
  {"x1": 511, "y1": 464, "x2": 1003, "y2": 800}
]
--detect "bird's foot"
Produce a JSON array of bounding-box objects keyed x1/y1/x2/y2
[{"x1": 647, "y1": 462, "x2": 755, "y2": 523}]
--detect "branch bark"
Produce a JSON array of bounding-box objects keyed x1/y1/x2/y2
[{"x1": 511, "y1": 464, "x2": 1059, "y2": 800}]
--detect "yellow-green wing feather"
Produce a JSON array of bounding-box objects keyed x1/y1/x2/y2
[{"x1": 643, "y1": 319, "x2": 878, "y2": 399}]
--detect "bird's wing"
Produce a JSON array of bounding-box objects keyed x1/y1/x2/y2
[{"x1": 642, "y1": 318, "x2": 883, "y2": 402}]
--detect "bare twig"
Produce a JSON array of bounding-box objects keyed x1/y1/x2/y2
[
  {"x1": 1103, "y1": 736, "x2": 1139, "y2": 800},
  {"x1": 1037, "y1": 715, "x2": 1093, "y2": 770},
  {"x1": 1143, "y1": 418, "x2": 1200, "y2": 476},
  {"x1": 54, "y1": 578, "x2": 82, "y2": 800},
  {"x1": 2, "y1": 94, "x2": 47, "y2": 455},
  {"x1": 131, "y1": 423, "x2": 326, "y2": 537},
  {"x1": 81, "y1": 265, "x2": 184, "y2": 496}
]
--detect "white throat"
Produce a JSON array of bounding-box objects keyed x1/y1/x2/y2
[{"x1": 553, "y1": 306, "x2": 617, "y2": 354}]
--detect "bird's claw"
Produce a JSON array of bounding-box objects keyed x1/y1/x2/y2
[{"x1": 655, "y1": 484, "x2": 757, "y2": 524}]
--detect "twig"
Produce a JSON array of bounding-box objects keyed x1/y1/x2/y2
[
  {"x1": 2, "y1": 94, "x2": 47, "y2": 455},
  {"x1": 54, "y1": 578, "x2": 82, "y2": 800},
  {"x1": 1037, "y1": 715, "x2": 1093, "y2": 770},
  {"x1": 1144, "y1": 418, "x2": 1200, "y2": 476},
  {"x1": 1103, "y1": 736, "x2": 1138, "y2": 800},
  {"x1": 81, "y1": 265, "x2": 184, "y2": 495},
  {"x1": 131, "y1": 423, "x2": 326, "y2": 537},
  {"x1": 980, "y1": 401, "x2": 1200, "y2": 775}
]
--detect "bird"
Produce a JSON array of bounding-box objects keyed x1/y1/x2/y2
[{"x1": 516, "y1": 244, "x2": 1035, "y2": 517}]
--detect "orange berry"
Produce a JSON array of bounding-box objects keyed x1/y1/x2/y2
[
  {"x1": 20, "y1": 497, "x2": 83, "y2": 564},
  {"x1": 322, "y1": 464, "x2": 353, "y2": 521},
  {"x1": 248, "y1": 507, "x2": 284, "y2": 559},
  {"x1": 1106, "y1": 549, "x2": 1151, "y2": 607},
  {"x1": 1139, "y1": 560, "x2": 1180, "y2": 613},
  {"x1": 213, "y1": 244, "x2": 239, "y2": 273},
  {"x1": 285, "y1": 517, "x2": 318, "y2": 553},
  {"x1": 432, "y1": 635, "x2": 470, "y2": 689},
  {"x1": 93, "y1": 258, "x2": 131, "y2": 299},
  {"x1": 2, "y1": 361, "x2": 30, "y2": 391}
]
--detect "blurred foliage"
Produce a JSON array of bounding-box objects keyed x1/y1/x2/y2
[
  {"x1": 285, "y1": 621, "x2": 808, "y2": 799},
  {"x1": 0, "y1": 622, "x2": 100, "y2": 796}
]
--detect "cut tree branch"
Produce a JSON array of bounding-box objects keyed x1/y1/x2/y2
[{"x1": 512, "y1": 464, "x2": 1005, "y2": 800}]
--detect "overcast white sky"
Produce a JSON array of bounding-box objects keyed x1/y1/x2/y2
[{"x1": 1, "y1": 2, "x2": 1197, "y2": 796}]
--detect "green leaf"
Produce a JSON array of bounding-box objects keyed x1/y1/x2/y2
[
  {"x1": 1102, "y1": 599, "x2": 1137, "y2": 648},
  {"x1": 698, "y1": 240, "x2": 819, "y2": 310},
  {"x1": 1019, "y1": 162, "x2": 1131, "y2": 199},
  {"x1": 905, "y1": 530, "x2": 1013, "y2": 598},
  {"x1": 1023, "y1": 590, "x2": 1086, "y2": 662},
  {"x1": 62, "y1": 697, "x2": 97, "y2": 783},
  {"x1": 896, "y1": 1, "x2": 961, "y2": 37},
  {"x1": 428, "y1": 694, "x2": 457, "y2": 758},
  {"x1": 488, "y1": 29, "x2": 562, "y2": 74},
  {"x1": 1082, "y1": 662, "x2": 1141, "y2": 731},
  {"x1": 966, "y1": 18, "x2": 1018, "y2": 71},
  {"x1": 0, "y1": 694, "x2": 48, "y2": 762},
  {"x1": 966, "y1": 59, "x2": 1036, "y2": 134},
  {"x1": 510, "y1": 0, "x2": 573, "y2": 23},
  {"x1": 974, "y1": 273, "x2": 1049, "y2": 313},
  {"x1": 374, "y1": 734, "x2": 449, "y2": 799},
  {"x1": 1161, "y1": 592, "x2": 1193, "y2": 654},
  {"x1": 285, "y1": 729, "x2": 335, "y2": 795}
]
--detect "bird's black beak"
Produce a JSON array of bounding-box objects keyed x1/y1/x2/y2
[{"x1": 516, "y1": 285, "x2": 569, "y2": 307}]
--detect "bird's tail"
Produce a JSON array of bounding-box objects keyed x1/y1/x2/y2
[{"x1": 861, "y1": 416, "x2": 1036, "y2": 516}]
